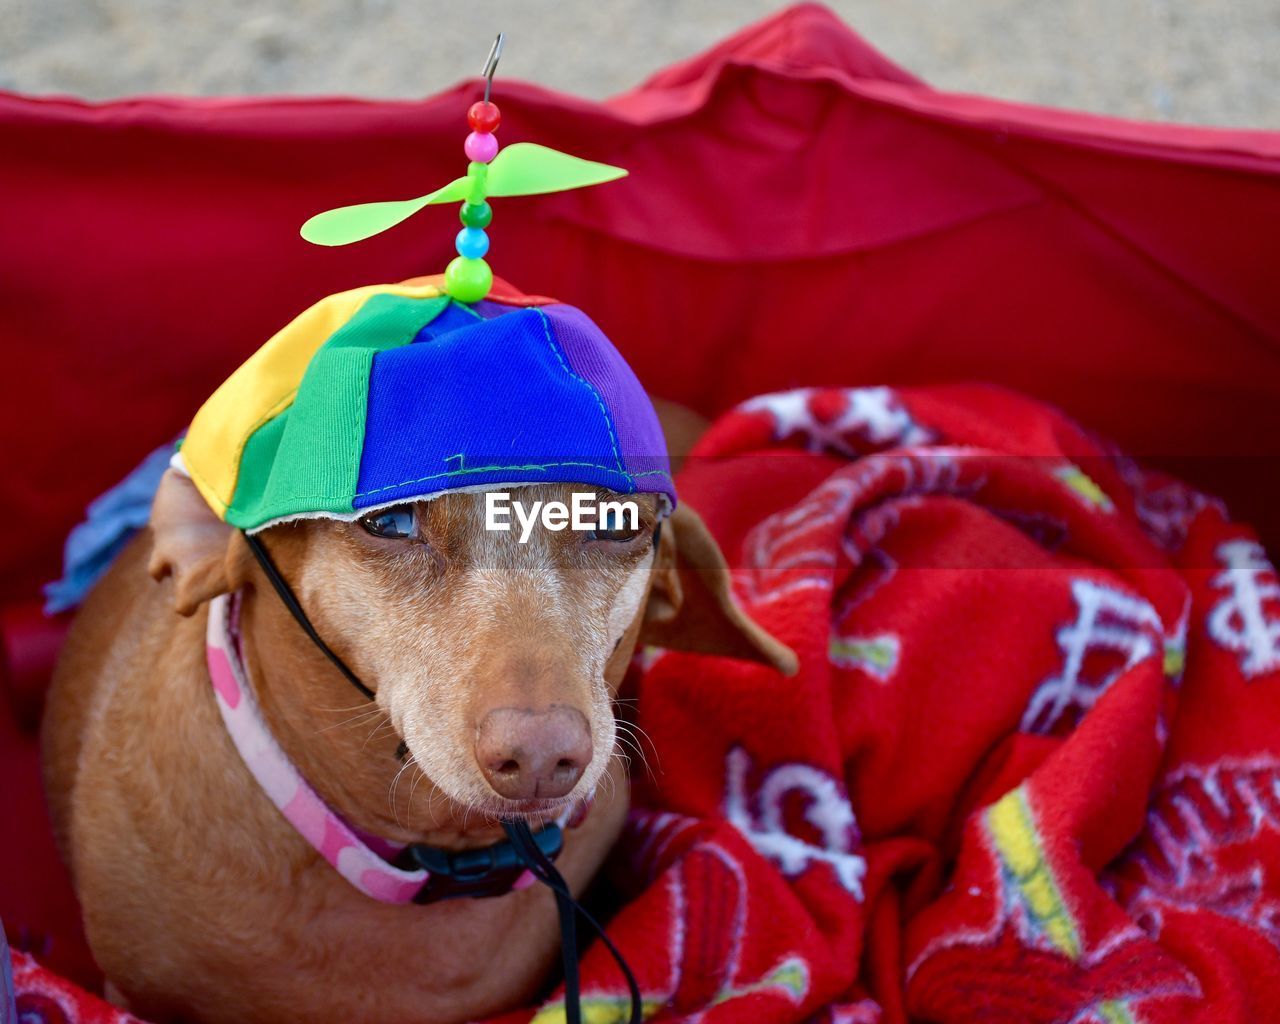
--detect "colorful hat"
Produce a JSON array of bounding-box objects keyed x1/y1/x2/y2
[
  {"x1": 180, "y1": 37, "x2": 672, "y2": 532},
  {"x1": 180, "y1": 277, "x2": 674, "y2": 532}
]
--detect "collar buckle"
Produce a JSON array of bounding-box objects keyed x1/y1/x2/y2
[{"x1": 403, "y1": 822, "x2": 564, "y2": 903}]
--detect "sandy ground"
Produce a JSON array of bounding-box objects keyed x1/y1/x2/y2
[{"x1": 1, "y1": 0, "x2": 1276, "y2": 129}]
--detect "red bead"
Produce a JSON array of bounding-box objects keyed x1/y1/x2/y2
[{"x1": 467, "y1": 101, "x2": 501, "y2": 133}]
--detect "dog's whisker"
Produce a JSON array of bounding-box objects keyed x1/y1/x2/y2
[
  {"x1": 613, "y1": 733, "x2": 641, "y2": 765},
  {"x1": 613, "y1": 723, "x2": 647, "y2": 766},
  {"x1": 611, "y1": 733, "x2": 655, "y2": 786},
  {"x1": 360, "y1": 721, "x2": 392, "y2": 746},
  {"x1": 426, "y1": 780, "x2": 441, "y2": 830},
  {"x1": 387, "y1": 755, "x2": 418, "y2": 826},
  {"x1": 617, "y1": 736, "x2": 646, "y2": 768},
  {"x1": 618, "y1": 745, "x2": 652, "y2": 784},
  {"x1": 313, "y1": 706, "x2": 387, "y2": 736},
  {"x1": 309, "y1": 698, "x2": 386, "y2": 715},
  {"x1": 359, "y1": 719, "x2": 397, "y2": 753},
  {"x1": 616, "y1": 719, "x2": 661, "y2": 775},
  {"x1": 602, "y1": 762, "x2": 621, "y2": 804},
  {"x1": 320, "y1": 703, "x2": 385, "y2": 724},
  {"x1": 406, "y1": 764, "x2": 427, "y2": 828}
]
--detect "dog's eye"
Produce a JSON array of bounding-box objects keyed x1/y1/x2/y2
[
  {"x1": 361, "y1": 505, "x2": 415, "y2": 540},
  {"x1": 589, "y1": 506, "x2": 641, "y2": 544}
]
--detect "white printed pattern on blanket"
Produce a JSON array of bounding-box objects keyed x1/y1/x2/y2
[
  {"x1": 1112, "y1": 756, "x2": 1280, "y2": 949},
  {"x1": 1051, "y1": 463, "x2": 1115, "y2": 513},
  {"x1": 831, "y1": 546, "x2": 898, "y2": 625},
  {"x1": 1207, "y1": 540, "x2": 1280, "y2": 679},
  {"x1": 739, "y1": 473, "x2": 856, "y2": 604},
  {"x1": 553, "y1": 811, "x2": 811, "y2": 1024},
  {"x1": 905, "y1": 826, "x2": 1158, "y2": 988},
  {"x1": 626, "y1": 809, "x2": 701, "y2": 881},
  {"x1": 1021, "y1": 578, "x2": 1163, "y2": 734},
  {"x1": 10, "y1": 950, "x2": 142, "y2": 1023},
  {"x1": 904, "y1": 787, "x2": 1195, "y2": 1024},
  {"x1": 1153, "y1": 596, "x2": 1192, "y2": 749},
  {"x1": 724, "y1": 746, "x2": 867, "y2": 899},
  {"x1": 671, "y1": 842, "x2": 810, "y2": 1019},
  {"x1": 739, "y1": 450, "x2": 975, "y2": 606},
  {"x1": 806, "y1": 1000, "x2": 883, "y2": 1024},
  {"x1": 828, "y1": 632, "x2": 900, "y2": 681},
  {"x1": 1112, "y1": 454, "x2": 1224, "y2": 552},
  {"x1": 741, "y1": 386, "x2": 932, "y2": 456}
]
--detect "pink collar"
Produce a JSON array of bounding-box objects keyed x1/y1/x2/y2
[{"x1": 206, "y1": 593, "x2": 559, "y2": 904}]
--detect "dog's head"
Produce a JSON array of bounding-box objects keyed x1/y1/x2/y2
[{"x1": 150, "y1": 470, "x2": 794, "y2": 822}]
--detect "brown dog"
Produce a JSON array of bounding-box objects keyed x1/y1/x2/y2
[{"x1": 42, "y1": 406, "x2": 795, "y2": 1023}]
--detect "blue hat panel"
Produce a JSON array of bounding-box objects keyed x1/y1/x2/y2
[{"x1": 353, "y1": 306, "x2": 637, "y2": 509}]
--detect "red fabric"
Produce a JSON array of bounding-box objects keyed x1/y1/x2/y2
[
  {"x1": 1, "y1": 3, "x2": 1278, "y2": 609},
  {"x1": 9, "y1": 951, "x2": 137, "y2": 1024},
  {"x1": 2, "y1": 604, "x2": 70, "y2": 732},
  {"x1": 528, "y1": 383, "x2": 1274, "y2": 1023},
  {"x1": 4, "y1": 3, "x2": 1280, "y2": 1019},
  {"x1": 1, "y1": 672, "x2": 95, "y2": 990}
]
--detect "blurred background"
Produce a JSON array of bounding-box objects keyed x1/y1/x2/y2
[{"x1": 1, "y1": 0, "x2": 1276, "y2": 128}]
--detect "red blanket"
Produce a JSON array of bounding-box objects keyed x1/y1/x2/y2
[
  {"x1": 524, "y1": 383, "x2": 1280, "y2": 1022},
  {"x1": 12, "y1": 384, "x2": 1280, "y2": 1022}
]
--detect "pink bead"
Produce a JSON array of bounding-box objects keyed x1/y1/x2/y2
[{"x1": 464, "y1": 131, "x2": 499, "y2": 164}]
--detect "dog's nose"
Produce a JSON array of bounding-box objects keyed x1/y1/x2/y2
[{"x1": 475, "y1": 706, "x2": 592, "y2": 801}]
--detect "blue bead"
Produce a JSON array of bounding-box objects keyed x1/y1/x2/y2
[{"x1": 455, "y1": 226, "x2": 489, "y2": 260}]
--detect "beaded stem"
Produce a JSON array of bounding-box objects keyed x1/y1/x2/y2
[{"x1": 445, "y1": 100, "x2": 503, "y2": 303}]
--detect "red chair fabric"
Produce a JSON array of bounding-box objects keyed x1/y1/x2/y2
[
  {"x1": 2, "y1": 3, "x2": 1278, "y2": 612},
  {"x1": 2, "y1": 0, "x2": 1278, "y2": 999}
]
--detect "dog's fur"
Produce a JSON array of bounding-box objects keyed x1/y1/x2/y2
[{"x1": 42, "y1": 404, "x2": 795, "y2": 1023}]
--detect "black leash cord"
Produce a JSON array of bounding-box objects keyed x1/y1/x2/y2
[
  {"x1": 503, "y1": 820, "x2": 643, "y2": 1024},
  {"x1": 243, "y1": 531, "x2": 376, "y2": 701}
]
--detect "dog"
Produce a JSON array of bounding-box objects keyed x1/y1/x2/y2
[{"x1": 41, "y1": 400, "x2": 796, "y2": 1024}]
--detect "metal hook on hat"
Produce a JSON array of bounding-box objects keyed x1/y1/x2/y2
[{"x1": 482, "y1": 32, "x2": 504, "y2": 104}]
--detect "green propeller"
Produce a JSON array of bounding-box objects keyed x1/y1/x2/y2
[{"x1": 301, "y1": 143, "x2": 627, "y2": 247}]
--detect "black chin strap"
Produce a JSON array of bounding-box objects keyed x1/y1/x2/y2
[
  {"x1": 242, "y1": 529, "x2": 644, "y2": 1024},
  {"x1": 503, "y1": 820, "x2": 643, "y2": 1024},
  {"x1": 243, "y1": 531, "x2": 375, "y2": 701}
]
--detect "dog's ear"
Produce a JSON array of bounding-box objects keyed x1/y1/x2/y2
[
  {"x1": 148, "y1": 469, "x2": 251, "y2": 616},
  {"x1": 641, "y1": 504, "x2": 798, "y2": 676}
]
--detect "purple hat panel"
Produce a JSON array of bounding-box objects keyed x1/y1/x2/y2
[{"x1": 540, "y1": 304, "x2": 674, "y2": 499}]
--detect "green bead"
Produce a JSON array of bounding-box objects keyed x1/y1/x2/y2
[
  {"x1": 444, "y1": 256, "x2": 492, "y2": 304},
  {"x1": 459, "y1": 201, "x2": 492, "y2": 229}
]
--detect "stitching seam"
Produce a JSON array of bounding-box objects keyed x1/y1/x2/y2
[
  {"x1": 353, "y1": 462, "x2": 670, "y2": 500},
  {"x1": 206, "y1": 288, "x2": 444, "y2": 508},
  {"x1": 533, "y1": 307, "x2": 629, "y2": 483}
]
